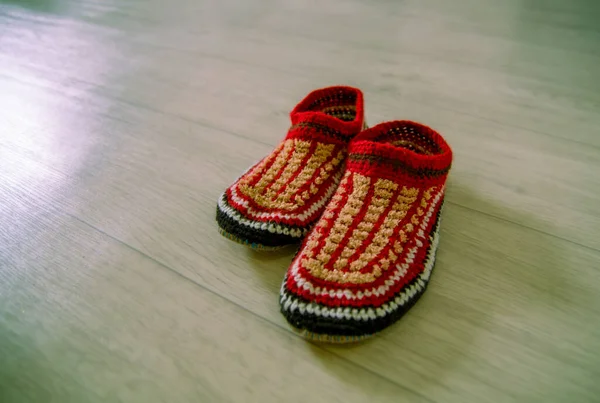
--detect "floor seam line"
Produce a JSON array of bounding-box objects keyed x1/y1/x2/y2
[
  {"x1": 445, "y1": 199, "x2": 600, "y2": 252},
  {"x1": 1, "y1": 139, "x2": 596, "y2": 253},
  {"x1": 66, "y1": 212, "x2": 432, "y2": 401}
]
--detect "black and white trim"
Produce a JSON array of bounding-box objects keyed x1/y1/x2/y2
[
  {"x1": 217, "y1": 193, "x2": 310, "y2": 248},
  {"x1": 279, "y1": 207, "x2": 443, "y2": 338},
  {"x1": 218, "y1": 193, "x2": 309, "y2": 238},
  {"x1": 227, "y1": 170, "x2": 343, "y2": 223}
]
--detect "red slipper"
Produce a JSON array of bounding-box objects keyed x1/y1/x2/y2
[
  {"x1": 279, "y1": 120, "x2": 452, "y2": 341},
  {"x1": 217, "y1": 86, "x2": 365, "y2": 250}
]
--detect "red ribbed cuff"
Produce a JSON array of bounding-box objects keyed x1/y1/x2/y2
[
  {"x1": 289, "y1": 86, "x2": 364, "y2": 139},
  {"x1": 347, "y1": 120, "x2": 452, "y2": 186}
]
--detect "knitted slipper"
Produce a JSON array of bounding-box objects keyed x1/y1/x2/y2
[
  {"x1": 279, "y1": 121, "x2": 452, "y2": 342},
  {"x1": 217, "y1": 86, "x2": 365, "y2": 250}
]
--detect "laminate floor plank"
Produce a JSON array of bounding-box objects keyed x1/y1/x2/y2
[
  {"x1": 0, "y1": 160, "x2": 418, "y2": 403},
  {"x1": 1, "y1": 0, "x2": 599, "y2": 402},
  {"x1": 0, "y1": 85, "x2": 598, "y2": 402},
  {"x1": 2, "y1": 0, "x2": 599, "y2": 146},
  {"x1": 1, "y1": 72, "x2": 598, "y2": 250}
]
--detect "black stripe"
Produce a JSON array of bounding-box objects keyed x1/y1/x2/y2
[
  {"x1": 290, "y1": 122, "x2": 353, "y2": 142},
  {"x1": 306, "y1": 93, "x2": 357, "y2": 110},
  {"x1": 349, "y1": 153, "x2": 450, "y2": 178},
  {"x1": 216, "y1": 195, "x2": 308, "y2": 247},
  {"x1": 280, "y1": 207, "x2": 442, "y2": 337}
]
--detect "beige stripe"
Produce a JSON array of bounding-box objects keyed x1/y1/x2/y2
[
  {"x1": 239, "y1": 139, "x2": 311, "y2": 209},
  {"x1": 303, "y1": 173, "x2": 371, "y2": 281},
  {"x1": 293, "y1": 149, "x2": 344, "y2": 207},
  {"x1": 275, "y1": 143, "x2": 335, "y2": 210},
  {"x1": 238, "y1": 139, "x2": 294, "y2": 199},
  {"x1": 302, "y1": 185, "x2": 420, "y2": 285},
  {"x1": 260, "y1": 139, "x2": 311, "y2": 206},
  {"x1": 302, "y1": 171, "x2": 352, "y2": 260},
  {"x1": 369, "y1": 187, "x2": 436, "y2": 276},
  {"x1": 348, "y1": 186, "x2": 418, "y2": 273},
  {"x1": 313, "y1": 150, "x2": 345, "y2": 187},
  {"x1": 334, "y1": 178, "x2": 398, "y2": 270},
  {"x1": 238, "y1": 141, "x2": 285, "y2": 186}
]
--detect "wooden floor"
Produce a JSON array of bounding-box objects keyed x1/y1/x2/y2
[{"x1": 1, "y1": 0, "x2": 599, "y2": 401}]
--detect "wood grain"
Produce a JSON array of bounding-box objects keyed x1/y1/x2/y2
[
  {"x1": 0, "y1": 167, "x2": 417, "y2": 403},
  {"x1": 1, "y1": 0, "x2": 599, "y2": 401}
]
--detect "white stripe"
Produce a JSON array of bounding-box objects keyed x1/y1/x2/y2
[
  {"x1": 280, "y1": 225, "x2": 441, "y2": 321},
  {"x1": 228, "y1": 171, "x2": 343, "y2": 223},
  {"x1": 218, "y1": 194, "x2": 308, "y2": 238},
  {"x1": 288, "y1": 186, "x2": 444, "y2": 297}
]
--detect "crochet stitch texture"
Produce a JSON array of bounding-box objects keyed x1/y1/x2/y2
[
  {"x1": 279, "y1": 120, "x2": 452, "y2": 342},
  {"x1": 217, "y1": 86, "x2": 365, "y2": 250}
]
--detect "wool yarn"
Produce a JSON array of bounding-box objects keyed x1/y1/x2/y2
[
  {"x1": 217, "y1": 86, "x2": 365, "y2": 250},
  {"x1": 279, "y1": 120, "x2": 452, "y2": 342}
]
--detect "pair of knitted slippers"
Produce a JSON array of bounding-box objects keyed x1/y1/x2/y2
[{"x1": 217, "y1": 86, "x2": 452, "y2": 343}]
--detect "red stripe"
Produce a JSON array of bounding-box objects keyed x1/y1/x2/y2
[
  {"x1": 246, "y1": 143, "x2": 285, "y2": 188},
  {"x1": 226, "y1": 169, "x2": 346, "y2": 227},
  {"x1": 326, "y1": 179, "x2": 375, "y2": 268},
  {"x1": 348, "y1": 184, "x2": 405, "y2": 272},
  {"x1": 270, "y1": 140, "x2": 318, "y2": 200},
  {"x1": 290, "y1": 145, "x2": 342, "y2": 210},
  {"x1": 290, "y1": 191, "x2": 444, "y2": 307},
  {"x1": 309, "y1": 172, "x2": 355, "y2": 262},
  {"x1": 260, "y1": 140, "x2": 296, "y2": 196}
]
